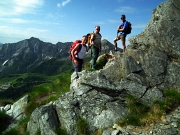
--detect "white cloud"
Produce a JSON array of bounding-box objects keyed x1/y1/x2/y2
[
  {"x1": 133, "y1": 24, "x2": 146, "y2": 28},
  {"x1": 0, "y1": 18, "x2": 28, "y2": 24},
  {"x1": 0, "y1": 0, "x2": 44, "y2": 16},
  {"x1": 0, "y1": 25, "x2": 69, "y2": 44},
  {"x1": 0, "y1": 17, "x2": 62, "y2": 26},
  {"x1": 62, "y1": 0, "x2": 71, "y2": 6},
  {"x1": 0, "y1": 26, "x2": 48, "y2": 37},
  {"x1": 57, "y1": 0, "x2": 71, "y2": 8},
  {"x1": 107, "y1": 19, "x2": 119, "y2": 23},
  {"x1": 115, "y1": 6, "x2": 136, "y2": 13}
]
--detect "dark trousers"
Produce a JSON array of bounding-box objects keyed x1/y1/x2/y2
[
  {"x1": 72, "y1": 58, "x2": 84, "y2": 72},
  {"x1": 90, "y1": 45, "x2": 99, "y2": 69}
]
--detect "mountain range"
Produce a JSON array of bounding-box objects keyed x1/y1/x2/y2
[{"x1": 0, "y1": 37, "x2": 115, "y2": 75}]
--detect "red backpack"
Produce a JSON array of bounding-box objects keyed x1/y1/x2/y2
[{"x1": 69, "y1": 40, "x2": 82, "y2": 60}]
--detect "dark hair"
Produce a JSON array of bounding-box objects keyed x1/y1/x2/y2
[
  {"x1": 82, "y1": 35, "x2": 87, "y2": 38},
  {"x1": 86, "y1": 33, "x2": 91, "y2": 37},
  {"x1": 121, "y1": 14, "x2": 126, "y2": 19},
  {"x1": 95, "y1": 25, "x2": 100, "y2": 28}
]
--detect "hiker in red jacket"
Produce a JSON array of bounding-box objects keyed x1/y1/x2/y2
[{"x1": 71, "y1": 35, "x2": 88, "y2": 72}]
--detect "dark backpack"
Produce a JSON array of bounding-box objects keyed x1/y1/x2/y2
[
  {"x1": 126, "y1": 21, "x2": 132, "y2": 34},
  {"x1": 69, "y1": 40, "x2": 82, "y2": 60}
]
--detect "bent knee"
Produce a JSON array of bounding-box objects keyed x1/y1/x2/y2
[{"x1": 114, "y1": 38, "x2": 118, "y2": 42}]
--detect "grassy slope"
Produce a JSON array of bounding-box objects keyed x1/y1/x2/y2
[{"x1": 0, "y1": 72, "x2": 71, "y2": 134}]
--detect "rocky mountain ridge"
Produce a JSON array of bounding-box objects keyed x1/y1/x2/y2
[{"x1": 0, "y1": 37, "x2": 114, "y2": 75}]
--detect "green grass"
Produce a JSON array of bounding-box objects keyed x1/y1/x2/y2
[
  {"x1": 83, "y1": 55, "x2": 108, "y2": 71},
  {"x1": 55, "y1": 127, "x2": 68, "y2": 135},
  {"x1": 25, "y1": 73, "x2": 71, "y2": 115},
  {"x1": 164, "y1": 89, "x2": 180, "y2": 112},
  {"x1": 0, "y1": 72, "x2": 71, "y2": 134},
  {"x1": 0, "y1": 111, "x2": 12, "y2": 133},
  {"x1": 118, "y1": 89, "x2": 180, "y2": 127},
  {"x1": 76, "y1": 116, "x2": 89, "y2": 135},
  {"x1": 1, "y1": 71, "x2": 180, "y2": 134}
]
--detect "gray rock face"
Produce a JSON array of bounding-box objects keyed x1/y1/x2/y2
[
  {"x1": 5, "y1": 95, "x2": 29, "y2": 120},
  {"x1": 27, "y1": 102, "x2": 59, "y2": 135},
  {"x1": 26, "y1": 0, "x2": 180, "y2": 134},
  {"x1": 1, "y1": 95, "x2": 29, "y2": 134},
  {"x1": 129, "y1": 0, "x2": 180, "y2": 58},
  {"x1": 55, "y1": 71, "x2": 128, "y2": 135}
]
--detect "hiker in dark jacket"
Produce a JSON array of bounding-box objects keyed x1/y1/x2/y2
[
  {"x1": 114, "y1": 14, "x2": 128, "y2": 52},
  {"x1": 71, "y1": 35, "x2": 87, "y2": 72},
  {"x1": 89, "y1": 26, "x2": 102, "y2": 70}
]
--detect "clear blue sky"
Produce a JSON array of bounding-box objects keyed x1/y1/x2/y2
[{"x1": 0, "y1": 0, "x2": 165, "y2": 48}]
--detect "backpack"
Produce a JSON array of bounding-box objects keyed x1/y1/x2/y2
[
  {"x1": 126, "y1": 21, "x2": 132, "y2": 34},
  {"x1": 69, "y1": 40, "x2": 82, "y2": 60},
  {"x1": 87, "y1": 32, "x2": 95, "y2": 46},
  {"x1": 87, "y1": 32, "x2": 102, "y2": 46}
]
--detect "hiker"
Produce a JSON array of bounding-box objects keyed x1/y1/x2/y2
[
  {"x1": 89, "y1": 26, "x2": 102, "y2": 70},
  {"x1": 71, "y1": 35, "x2": 88, "y2": 73},
  {"x1": 113, "y1": 14, "x2": 128, "y2": 52}
]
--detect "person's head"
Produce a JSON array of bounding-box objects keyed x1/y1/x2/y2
[
  {"x1": 95, "y1": 26, "x2": 100, "y2": 33},
  {"x1": 86, "y1": 33, "x2": 91, "y2": 45},
  {"x1": 82, "y1": 35, "x2": 87, "y2": 44},
  {"x1": 121, "y1": 14, "x2": 126, "y2": 21}
]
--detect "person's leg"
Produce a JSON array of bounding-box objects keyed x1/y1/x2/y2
[
  {"x1": 91, "y1": 46, "x2": 99, "y2": 69},
  {"x1": 72, "y1": 60, "x2": 79, "y2": 79},
  {"x1": 114, "y1": 36, "x2": 120, "y2": 51},
  {"x1": 121, "y1": 35, "x2": 126, "y2": 52},
  {"x1": 78, "y1": 59, "x2": 83, "y2": 71},
  {"x1": 113, "y1": 38, "x2": 118, "y2": 51}
]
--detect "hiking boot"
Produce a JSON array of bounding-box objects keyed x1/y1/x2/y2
[{"x1": 114, "y1": 47, "x2": 118, "y2": 52}]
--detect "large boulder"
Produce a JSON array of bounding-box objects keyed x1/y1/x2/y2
[
  {"x1": 27, "y1": 102, "x2": 59, "y2": 135},
  {"x1": 6, "y1": 95, "x2": 29, "y2": 120}
]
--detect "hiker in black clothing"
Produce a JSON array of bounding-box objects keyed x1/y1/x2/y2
[{"x1": 113, "y1": 14, "x2": 128, "y2": 52}]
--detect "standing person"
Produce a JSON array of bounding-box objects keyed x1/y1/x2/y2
[
  {"x1": 113, "y1": 14, "x2": 128, "y2": 52},
  {"x1": 71, "y1": 35, "x2": 88, "y2": 74},
  {"x1": 90, "y1": 26, "x2": 102, "y2": 70}
]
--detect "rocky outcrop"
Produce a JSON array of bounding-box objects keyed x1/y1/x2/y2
[
  {"x1": 128, "y1": 0, "x2": 180, "y2": 92},
  {"x1": 1, "y1": 95, "x2": 29, "y2": 120},
  {"x1": 129, "y1": 0, "x2": 180, "y2": 59},
  {"x1": 27, "y1": 102, "x2": 59, "y2": 135},
  {"x1": 1, "y1": 95, "x2": 29, "y2": 134},
  {"x1": 26, "y1": 0, "x2": 180, "y2": 134}
]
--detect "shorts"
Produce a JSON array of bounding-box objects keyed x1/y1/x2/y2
[{"x1": 117, "y1": 34, "x2": 126, "y2": 42}]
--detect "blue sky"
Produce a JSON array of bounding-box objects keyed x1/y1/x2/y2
[{"x1": 0, "y1": 0, "x2": 165, "y2": 48}]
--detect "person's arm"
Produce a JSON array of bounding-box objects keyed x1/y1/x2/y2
[
  {"x1": 90, "y1": 34, "x2": 95, "y2": 46},
  {"x1": 71, "y1": 44, "x2": 80, "y2": 65},
  {"x1": 118, "y1": 26, "x2": 125, "y2": 32},
  {"x1": 118, "y1": 22, "x2": 127, "y2": 32}
]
